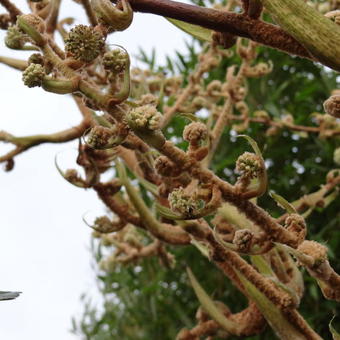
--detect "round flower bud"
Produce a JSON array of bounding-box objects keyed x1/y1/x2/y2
[
  {"x1": 236, "y1": 152, "x2": 262, "y2": 179},
  {"x1": 0, "y1": 13, "x2": 10, "y2": 30},
  {"x1": 297, "y1": 240, "x2": 328, "y2": 265},
  {"x1": 86, "y1": 125, "x2": 117, "y2": 149},
  {"x1": 103, "y1": 48, "x2": 128, "y2": 74},
  {"x1": 22, "y1": 63, "x2": 45, "y2": 87},
  {"x1": 285, "y1": 213, "x2": 306, "y2": 245},
  {"x1": 65, "y1": 25, "x2": 105, "y2": 62},
  {"x1": 5, "y1": 25, "x2": 28, "y2": 49},
  {"x1": 137, "y1": 94, "x2": 158, "y2": 106},
  {"x1": 233, "y1": 229, "x2": 254, "y2": 252},
  {"x1": 19, "y1": 13, "x2": 45, "y2": 32},
  {"x1": 323, "y1": 95, "x2": 340, "y2": 118},
  {"x1": 183, "y1": 122, "x2": 207, "y2": 144},
  {"x1": 333, "y1": 147, "x2": 340, "y2": 165},
  {"x1": 127, "y1": 105, "x2": 162, "y2": 131},
  {"x1": 28, "y1": 53, "x2": 44, "y2": 66},
  {"x1": 93, "y1": 216, "x2": 112, "y2": 233},
  {"x1": 192, "y1": 96, "x2": 206, "y2": 109},
  {"x1": 168, "y1": 187, "x2": 200, "y2": 216}
]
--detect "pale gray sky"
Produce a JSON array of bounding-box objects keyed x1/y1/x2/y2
[{"x1": 0, "y1": 1, "x2": 188, "y2": 338}]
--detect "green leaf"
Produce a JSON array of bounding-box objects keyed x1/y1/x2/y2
[
  {"x1": 330, "y1": 316, "x2": 340, "y2": 340},
  {"x1": 270, "y1": 191, "x2": 297, "y2": 214},
  {"x1": 236, "y1": 271, "x2": 307, "y2": 340},
  {"x1": 190, "y1": 239, "x2": 210, "y2": 258},
  {"x1": 237, "y1": 134, "x2": 263, "y2": 158},
  {"x1": 186, "y1": 267, "x2": 240, "y2": 335},
  {"x1": 155, "y1": 202, "x2": 184, "y2": 220},
  {"x1": 177, "y1": 112, "x2": 200, "y2": 122},
  {"x1": 165, "y1": 18, "x2": 212, "y2": 42},
  {"x1": 137, "y1": 175, "x2": 159, "y2": 196}
]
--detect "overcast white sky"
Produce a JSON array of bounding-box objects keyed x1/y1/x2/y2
[{"x1": 0, "y1": 1, "x2": 188, "y2": 339}]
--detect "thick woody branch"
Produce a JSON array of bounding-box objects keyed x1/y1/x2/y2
[
  {"x1": 0, "y1": 0, "x2": 22, "y2": 22},
  {"x1": 129, "y1": 0, "x2": 312, "y2": 59}
]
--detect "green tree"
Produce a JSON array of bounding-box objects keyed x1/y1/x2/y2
[{"x1": 0, "y1": 0, "x2": 339, "y2": 339}]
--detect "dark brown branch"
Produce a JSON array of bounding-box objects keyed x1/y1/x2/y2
[
  {"x1": 129, "y1": 0, "x2": 312, "y2": 59},
  {"x1": 0, "y1": 0, "x2": 21, "y2": 22}
]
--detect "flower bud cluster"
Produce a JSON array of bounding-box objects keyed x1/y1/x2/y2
[
  {"x1": 28, "y1": 53, "x2": 44, "y2": 66},
  {"x1": 236, "y1": 152, "x2": 262, "y2": 179},
  {"x1": 5, "y1": 25, "x2": 28, "y2": 49},
  {"x1": 136, "y1": 94, "x2": 158, "y2": 106},
  {"x1": 19, "y1": 14, "x2": 45, "y2": 33},
  {"x1": 93, "y1": 216, "x2": 113, "y2": 233},
  {"x1": 87, "y1": 125, "x2": 117, "y2": 149},
  {"x1": 65, "y1": 25, "x2": 105, "y2": 62},
  {"x1": 103, "y1": 48, "x2": 128, "y2": 74},
  {"x1": 168, "y1": 187, "x2": 200, "y2": 216},
  {"x1": 127, "y1": 104, "x2": 162, "y2": 131},
  {"x1": 297, "y1": 240, "x2": 328, "y2": 266},
  {"x1": 285, "y1": 213, "x2": 306, "y2": 245},
  {"x1": 183, "y1": 122, "x2": 207, "y2": 144},
  {"x1": 233, "y1": 229, "x2": 254, "y2": 252},
  {"x1": 22, "y1": 63, "x2": 45, "y2": 87},
  {"x1": 323, "y1": 95, "x2": 340, "y2": 118}
]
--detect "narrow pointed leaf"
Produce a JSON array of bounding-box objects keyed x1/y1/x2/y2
[
  {"x1": 236, "y1": 271, "x2": 308, "y2": 340},
  {"x1": 237, "y1": 135, "x2": 263, "y2": 158},
  {"x1": 190, "y1": 240, "x2": 210, "y2": 258},
  {"x1": 155, "y1": 202, "x2": 184, "y2": 220},
  {"x1": 166, "y1": 18, "x2": 213, "y2": 42},
  {"x1": 330, "y1": 316, "x2": 340, "y2": 340},
  {"x1": 270, "y1": 191, "x2": 297, "y2": 214},
  {"x1": 137, "y1": 175, "x2": 159, "y2": 196},
  {"x1": 187, "y1": 267, "x2": 240, "y2": 335}
]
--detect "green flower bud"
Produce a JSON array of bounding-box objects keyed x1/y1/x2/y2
[
  {"x1": 28, "y1": 53, "x2": 44, "y2": 66},
  {"x1": 168, "y1": 187, "x2": 200, "y2": 217},
  {"x1": 127, "y1": 104, "x2": 162, "y2": 131},
  {"x1": 5, "y1": 25, "x2": 28, "y2": 49},
  {"x1": 65, "y1": 25, "x2": 105, "y2": 63},
  {"x1": 103, "y1": 48, "x2": 128, "y2": 74},
  {"x1": 22, "y1": 63, "x2": 45, "y2": 87},
  {"x1": 86, "y1": 125, "x2": 118, "y2": 149},
  {"x1": 236, "y1": 152, "x2": 262, "y2": 179}
]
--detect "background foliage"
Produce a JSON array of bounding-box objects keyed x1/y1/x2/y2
[{"x1": 72, "y1": 31, "x2": 339, "y2": 339}]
